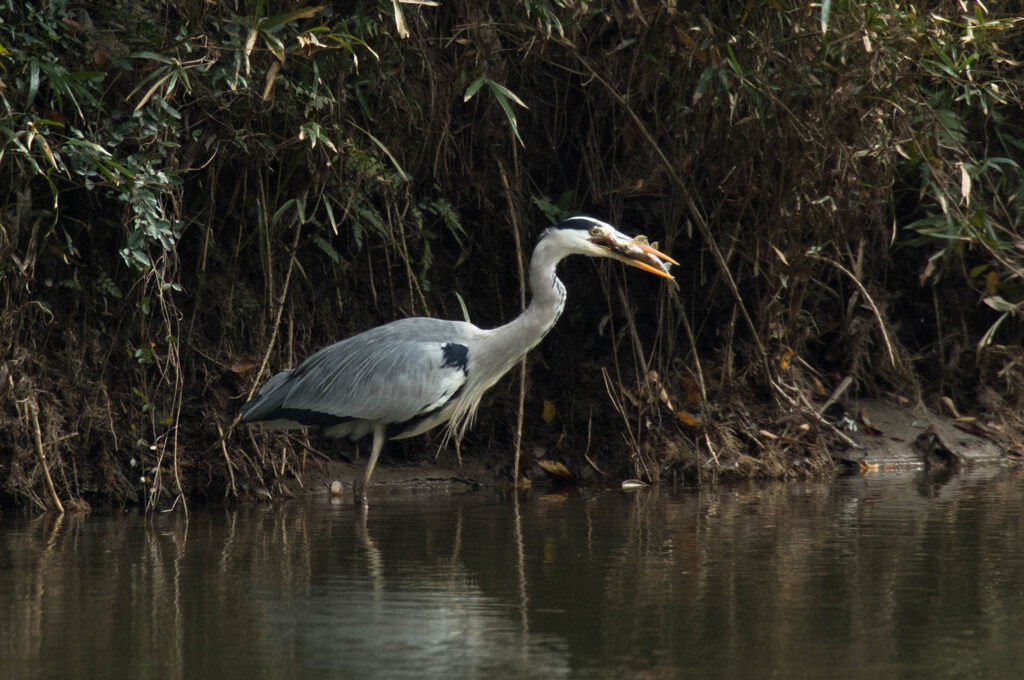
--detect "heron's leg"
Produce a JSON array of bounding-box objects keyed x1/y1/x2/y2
[{"x1": 354, "y1": 423, "x2": 385, "y2": 506}]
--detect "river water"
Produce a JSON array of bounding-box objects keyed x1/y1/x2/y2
[{"x1": 3, "y1": 468, "x2": 1024, "y2": 679}]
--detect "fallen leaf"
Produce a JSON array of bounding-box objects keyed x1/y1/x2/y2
[
  {"x1": 675, "y1": 411, "x2": 697, "y2": 427},
  {"x1": 646, "y1": 370, "x2": 674, "y2": 411},
  {"x1": 771, "y1": 244, "x2": 789, "y2": 266},
  {"x1": 231, "y1": 359, "x2": 257, "y2": 373},
  {"x1": 813, "y1": 377, "x2": 827, "y2": 397},
  {"x1": 986, "y1": 270, "x2": 999, "y2": 294},
  {"x1": 778, "y1": 346, "x2": 795, "y2": 371},
  {"x1": 939, "y1": 396, "x2": 960, "y2": 418},
  {"x1": 859, "y1": 460, "x2": 880, "y2": 473},
  {"x1": 858, "y1": 408, "x2": 883, "y2": 436},
  {"x1": 537, "y1": 459, "x2": 573, "y2": 479},
  {"x1": 682, "y1": 376, "x2": 702, "y2": 404}
]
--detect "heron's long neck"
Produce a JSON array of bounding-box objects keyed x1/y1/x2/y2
[{"x1": 483, "y1": 237, "x2": 567, "y2": 371}]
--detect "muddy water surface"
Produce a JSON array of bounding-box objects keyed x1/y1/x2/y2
[{"x1": 3, "y1": 468, "x2": 1024, "y2": 679}]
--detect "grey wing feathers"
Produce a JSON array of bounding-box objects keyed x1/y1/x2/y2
[
  {"x1": 244, "y1": 317, "x2": 476, "y2": 428},
  {"x1": 238, "y1": 368, "x2": 294, "y2": 421}
]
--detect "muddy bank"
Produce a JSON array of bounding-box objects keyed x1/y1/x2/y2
[{"x1": 262, "y1": 397, "x2": 1015, "y2": 505}]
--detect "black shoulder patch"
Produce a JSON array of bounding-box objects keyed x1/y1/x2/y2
[{"x1": 440, "y1": 343, "x2": 469, "y2": 374}]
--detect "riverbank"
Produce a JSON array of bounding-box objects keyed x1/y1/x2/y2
[{"x1": 262, "y1": 397, "x2": 1014, "y2": 506}]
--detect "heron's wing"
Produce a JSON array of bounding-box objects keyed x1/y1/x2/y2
[{"x1": 280, "y1": 318, "x2": 477, "y2": 426}]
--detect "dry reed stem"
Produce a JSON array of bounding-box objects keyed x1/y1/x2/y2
[
  {"x1": 575, "y1": 54, "x2": 774, "y2": 387},
  {"x1": 28, "y1": 397, "x2": 64, "y2": 514},
  {"x1": 217, "y1": 422, "x2": 237, "y2": 497},
  {"x1": 222, "y1": 212, "x2": 306, "y2": 491},
  {"x1": 601, "y1": 367, "x2": 654, "y2": 480},
  {"x1": 243, "y1": 216, "x2": 305, "y2": 412},
  {"x1": 676, "y1": 297, "x2": 708, "y2": 402},
  {"x1": 498, "y1": 160, "x2": 528, "y2": 484}
]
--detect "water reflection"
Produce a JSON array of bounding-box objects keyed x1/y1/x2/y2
[{"x1": 3, "y1": 468, "x2": 1024, "y2": 679}]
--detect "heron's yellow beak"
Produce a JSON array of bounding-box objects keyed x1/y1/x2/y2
[{"x1": 593, "y1": 230, "x2": 678, "y2": 280}]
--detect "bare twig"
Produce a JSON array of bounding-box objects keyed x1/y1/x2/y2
[
  {"x1": 799, "y1": 392, "x2": 858, "y2": 451},
  {"x1": 583, "y1": 407, "x2": 611, "y2": 477},
  {"x1": 807, "y1": 253, "x2": 896, "y2": 368},
  {"x1": 817, "y1": 375, "x2": 854, "y2": 417},
  {"x1": 704, "y1": 433, "x2": 720, "y2": 467}
]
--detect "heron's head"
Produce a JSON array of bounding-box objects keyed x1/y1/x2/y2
[{"x1": 542, "y1": 216, "x2": 677, "y2": 279}]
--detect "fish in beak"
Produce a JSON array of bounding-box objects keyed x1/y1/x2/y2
[{"x1": 592, "y1": 228, "x2": 678, "y2": 279}]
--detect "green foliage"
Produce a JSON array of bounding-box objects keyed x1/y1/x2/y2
[
  {"x1": 895, "y1": 9, "x2": 1024, "y2": 280},
  {"x1": 532, "y1": 192, "x2": 574, "y2": 224},
  {"x1": 464, "y1": 76, "x2": 529, "y2": 146},
  {"x1": 523, "y1": 0, "x2": 567, "y2": 38},
  {"x1": 95, "y1": 270, "x2": 123, "y2": 299},
  {"x1": 421, "y1": 197, "x2": 466, "y2": 246},
  {"x1": 6, "y1": 0, "x2": 1024, "y2": 506}
]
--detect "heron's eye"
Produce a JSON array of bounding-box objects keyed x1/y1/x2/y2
[{"x1": 589, "y1": 227, "x2": 601, "y2": 237}]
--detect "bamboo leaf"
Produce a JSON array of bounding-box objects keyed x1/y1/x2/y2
[
  {"x1": 392, "y1": 0, "x2": 410, "y2": 38},
  {"x1": 66, "y1": 71, "x2": 106, "y2": 81},
  {"x1": 463, "y1": 76, "x2": 485, "y2": 102},
  {"x1": 454, "y1": 291, "x2": 471, "y2": 323},
  {"x1": 260, "y1": 30, "x2": 287, "y2": 63},
  {"x1": 134, "y1": 72, "x2": 172, "y2": 112},
  {"x1": 353, "y1": 124, "x2": 410, "y2": 182},
  {"x1": 244, "y1": 28, "x2": 259, "y2": 75},
  {"x1": 272, "y1": 198, "x2": 297, "y2": 226},
  {"x1": 324, "y1": 196, "x2": 339, "y2": 235},
  {"x1": 130, "y1": 51, "x2": 174, "y2": 64},
  {"x1": 27, "y1": 60, "x2": 40, "y2": 108},
  {"x1": 485, "y1": 79, "x2": 527, "y2": 147},
  {"x1": 259, "y1": 6, "x2": 325, "y2": 31},
  {"x1": 486, "y1": 79, "x2": 528, "y2": 109}
]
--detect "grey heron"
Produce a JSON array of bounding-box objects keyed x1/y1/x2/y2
[{"x1": 240, "y1": 216, "x2": 676, "y2": 504}]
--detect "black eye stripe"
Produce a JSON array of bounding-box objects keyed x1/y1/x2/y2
[{"x1": 554, "y1": 216, "x2": 605, "y2": 232}]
